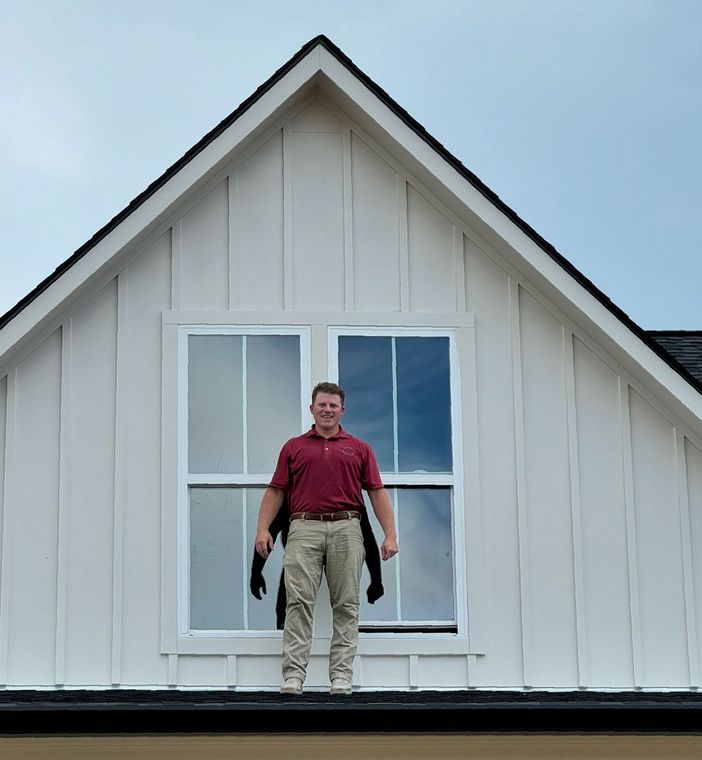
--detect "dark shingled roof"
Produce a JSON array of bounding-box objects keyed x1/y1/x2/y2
[
  {"x1": 0, "y1": 36, "x2": 701, "y2": 399},
  {"x1": 648, "y1": 332, "x2": 702, "y2": 385},
  {"x1": 1, "y1": 689, "x2": 702, "y2": 734}
]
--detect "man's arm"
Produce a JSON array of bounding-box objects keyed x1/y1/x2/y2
[
  {"x1": 255, "y1": 486, "x2": 286, "y2": 559},
  {"x1": 367, "y1": 488, "x2": 399, "y2": 560}
]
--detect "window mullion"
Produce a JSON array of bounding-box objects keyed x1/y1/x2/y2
[
  {"x1": 391, "y1": 336, "x2": 399, "y2": 475},
  {"x1": 242, "y1": 336, "x2": 248, "y2": 475},
  {"x1": 394, "y1": 487, "x2": 402, "y2": 622},
  {"x1": 242, "y1": 490, "x2": 249, "y2": 630}
]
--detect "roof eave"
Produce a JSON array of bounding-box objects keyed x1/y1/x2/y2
[{"x1": 1, "y1": 690, "x2": 702, "y2": 735}]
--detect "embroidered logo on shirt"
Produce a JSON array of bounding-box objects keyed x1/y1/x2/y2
[{"x1": 340, "y1": 446, "x2": 356, "y2": 456}]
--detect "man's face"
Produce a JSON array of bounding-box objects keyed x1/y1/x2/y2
[{"x1": 310, "y1": 392, "x2": 344, "y2": 434}]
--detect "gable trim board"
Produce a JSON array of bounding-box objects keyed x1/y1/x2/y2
[
  {"x1": 1, "y1": 690, "x2": 702, "y2": 735},
  {"x1": 0, "y1": 35, "x2": 700, "y2": 426}
]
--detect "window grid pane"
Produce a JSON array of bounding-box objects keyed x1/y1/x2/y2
[
  {"x1": 186, "y1": 330, "x2": 302, "y2": 633},
  {"x1": 360, "y1": 487, "x2": 455, "y2": 627},
  {"x1": 338, "y1": 335, "x2": 452, "y2": 476}
]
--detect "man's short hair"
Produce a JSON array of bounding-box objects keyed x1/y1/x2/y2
[{"x1": 311, "y1": 381, "x2": 345, "y2": 407}]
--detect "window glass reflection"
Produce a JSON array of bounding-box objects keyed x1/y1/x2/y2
[
  {"x1": 338, "y1": 336, "x2": 394, "y2": 471},
  {"x1": 247, "y1": 335, "x2": 301, "y2": 473},
  {"x1": 188, "y1": 335, "x2": 243, "y2": 473},
  {"x1": 398, "y1": 487, "x2": 454, "y2": 621},
  {"x1": 190, "y1": 487, "x2": 244, "y2": 630},
  {"x1": 396, "y1": 337, "x2": 452, "y2": 473}
]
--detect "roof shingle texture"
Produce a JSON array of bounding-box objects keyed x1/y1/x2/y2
[{"x1": 648, "y1": 332, "x2": 702, "y2": 384}]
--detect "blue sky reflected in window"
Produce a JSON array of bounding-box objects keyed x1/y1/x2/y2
[
  {"x1": 339, "y1": 335, "x2": 452, "y2": 474},
  {"x1": 396, "y1": 337, "x2": 452, "y2": 473},
  {"x1": 338, "y1": 336, "x2": 394, "y2": 471}
]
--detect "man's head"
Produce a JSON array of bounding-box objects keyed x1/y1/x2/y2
[
  {"x1": 311, "y1": 381, "x2": 345, "y2": 408},
  {"x1": 310, "y1": 382, "x2": 345, "y2": 436}
]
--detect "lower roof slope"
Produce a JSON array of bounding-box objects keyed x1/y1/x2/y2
[{"x1": 649, "y1": 332, "x2": 702, "y2": 384}]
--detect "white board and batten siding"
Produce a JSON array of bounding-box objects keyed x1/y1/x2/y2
[{"x1": 0, "y1": 91, "x2": 701, "y2": 692}]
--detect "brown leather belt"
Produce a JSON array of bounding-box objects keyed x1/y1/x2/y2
[{"x1": 290, "y1": 510, "x2": 361, "y2": 522}]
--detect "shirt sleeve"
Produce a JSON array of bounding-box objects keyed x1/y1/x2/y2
[
  {"x1": 269, "y1": 440, "x2": 291, "y2": 490},
  {"x1": 361, "y1": 442, "x2": 384, "y2": 491}
]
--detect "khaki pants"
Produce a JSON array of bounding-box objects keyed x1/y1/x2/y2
[{"x1": 282, "y1": 517, "x2": 365, "y2": 683}]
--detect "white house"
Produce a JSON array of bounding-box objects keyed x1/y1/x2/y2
[{"x1": 1, "y1": 35, "x2": 701, "y2": 755}]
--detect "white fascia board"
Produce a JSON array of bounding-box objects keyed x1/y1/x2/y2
[
  {"x1": 318, "y1": 48, "x2": 702, "y2": 429},
  {"x1": 0, "y1": 47, "x2": 323, "y2": 366}
]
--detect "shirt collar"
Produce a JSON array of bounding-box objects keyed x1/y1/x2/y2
[{"x1": 306, "y1": 424, "x2": 349, "y2": 441}]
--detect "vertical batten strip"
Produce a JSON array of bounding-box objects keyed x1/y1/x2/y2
[
  {"x1": 462, "y1": 236, "x2": 473, "y2": 314},
  {"x1": 111, "y1": 272, "x2": 128, "y2": 686},
  {"x1": 0, "y1": 370, "x2": 16, "y2": 685},
  {"x1": 454, "y1": 229, "x2": 466, "y2": 312},
  {"x1": 0, "y1": 378, "x2": 5, "y2": 644},
  {"x1": 168, "y1": 654, "x2": 178, "y2": 687},
  {"x1": 459, "y1": 326, "x2": 486, "y2": 653},
  {"x1": 282, "y1": 124, "x2": 294, "y2": 309},
  {"x1": 228, "y1": 173, "x2": 238, "y2": 310},
  {"x1": 509, "y1": 279, "x2": 532, "y2": 688},
  {"x1": 398, "y1": 178, "x2": 410, "y2": 311},
  {"x1": 160, "y1": 324, "x2": 181, "y2": 653},
  {"x1": 227, "y1": 655, "x2": 237, "y2": 688},
  {"x1": 342, "y1": 126, "x2": 354, "y2": 310},
  {"x1": 409, "y1": 654, "x2": 419, "y2": 689},
  {"x1": 620, "y1": 379, "x2": 644, "y2": 687},
  {"x1": 676, "y1": 429, "x2": 699, "y2": 686},
  {"x1": 563, "y1": 330, "x2": 587, "y2": 687},
  {"x1": 55, "y1": 323, "x2": 70, "y2": 686},
  {"x1": 171, "y1": 223, "x2": 182, "y2": 310},
  {"x1": 352, "y1": 652, "x2": 363, "y2": 688}
]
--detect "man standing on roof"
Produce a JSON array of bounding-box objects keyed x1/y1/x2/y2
[{"x1": 255, "y1": 381, "x2": 399, "y2": 695}]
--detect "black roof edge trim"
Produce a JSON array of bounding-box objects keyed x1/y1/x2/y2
[
  {"x1": 648, "y1": 330, "x2": 702, "y2": 337},
  {"x1": 2, "y1": 689, "x2": 702, "y2": 734},
  {"x1": 1, "y1": 34, "x2": 699, "y2": 399}
]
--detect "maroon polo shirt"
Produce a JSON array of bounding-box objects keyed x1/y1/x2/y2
[{"x1": 269, "y1": 426, "x2": 384, "y2": 514}]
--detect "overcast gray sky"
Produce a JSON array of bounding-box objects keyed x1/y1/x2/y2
[{"x1": 1, "y1": 0, "x2": 700, "y2": 328}]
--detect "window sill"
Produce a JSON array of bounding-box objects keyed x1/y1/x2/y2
[{"x1": 168, "y1": 633, "x2": 481, "y2": 656}]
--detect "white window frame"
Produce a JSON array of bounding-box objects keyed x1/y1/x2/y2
[
  {"x1": 177, "y1": 325, "x2": 311, "y2": 639},
  {"x1": 328, "y1": 326, "x2": 468, "y2": 637},
  {"x1": 160, "y1": 310, "x2": 484, "y2": 657}
]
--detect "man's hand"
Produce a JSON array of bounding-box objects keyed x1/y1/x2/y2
[
  {"x1": 381, "y1": 536, "x2": 399, "y2": 561},
  {"x1": 255, "y1": 531, "x2": 275, "y2": 559}
]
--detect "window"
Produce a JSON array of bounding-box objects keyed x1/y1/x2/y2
[
  {"x1": 180, "y1": 327, "x2": 308, "y2": 634},
  {"x1": 332, "y1": 331, "x2": 460, "y2": 632},
  {"x1": 168, "y1": 318, "x2": 470, "y2": 648}
]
